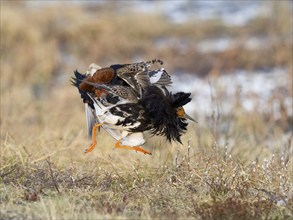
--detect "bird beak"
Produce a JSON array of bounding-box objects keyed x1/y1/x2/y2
[{"x1": 185, "y1": 113, "x2": 197, "y2": 123}]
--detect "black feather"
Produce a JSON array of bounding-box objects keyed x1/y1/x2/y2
[
  {"x1": 171, "y1": 92, "x2": 192, "y2": 108},
  {"x1": 109, "y1": 64, "x2": 129, "y2": 71},
  {"x1": 89, "y1": 84, "x2": 191, "y2": 144},
  {"x1": 71, "y1": 70, "x2": 94, "y2": 109},
  {"x1": 145, "y1": 87, "x2": 190, "y2": 143}
]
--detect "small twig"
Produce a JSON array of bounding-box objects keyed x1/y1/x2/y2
[
  {"x1": 178, "y1": 157, "x2": 186, "y2": 169},
  {"x1": 254, "y1": 188, "x2": 285, "y2": 204},
  {"x1": 46, "y1": 158, "x2": 60, "y2": 194},
  {"x1": 109, "y1": 160, "x2": 127, "y2": 183},
  {"x1": 223, "y1": 144, "x2": 228, "y2": 162},
  {"x1": 22, "y1": 146, "x2": 32, "y2": 158},
  {"x1": 31, "y1": 152, "x2": 56, "y2": 164},
  {"x1": 75, "y1": 176, "x2": 94, "y2": 182},
  {"x1": 187, "y1": 139, "x2": 191, "y2": 172},
  {"x1": 175, "y1": 149, "x2": 179, "y2": 168},
  {"x1": 0, "y1": 166, "x2": 16, "y2": 178}
]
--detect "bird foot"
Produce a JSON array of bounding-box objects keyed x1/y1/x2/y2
[
  {"x1": 115, "y1": 139, "x2": 152, "y2": 155},
  {"x1": 84, "y1": 123, "x2": 104, "y2": 153},
  {"x1": 84, "y1": 143, "x2": 96, "y2": 153}
]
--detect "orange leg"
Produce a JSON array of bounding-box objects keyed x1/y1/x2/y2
[
  {"x1": 84, "y1": 123, "x2": 104, "y2": 153},
  {"x1": 115, "y1": 139, "x2": 152, "y2": 155}
]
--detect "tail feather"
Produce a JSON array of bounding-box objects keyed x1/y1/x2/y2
[
  {"x1": 85, "y1": 103, "x2": 96, "y2": 138},
  {"x1": 72, "y1": 70, "x2": 94, "y2": 109}
]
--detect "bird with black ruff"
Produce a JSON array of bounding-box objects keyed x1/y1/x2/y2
[{"x1": 84, "y1": 84, "x2": 196, "y2": 155}]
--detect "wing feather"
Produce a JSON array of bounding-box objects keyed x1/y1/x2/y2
[{"x1": 85, "y1": 103, "x2": 96, "y2": 138}]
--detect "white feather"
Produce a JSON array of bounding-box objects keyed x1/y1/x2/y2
[
  {"x1": 100, "y1": 123, "x2": 121, "y2": 140},
  {"x1": 85, "y1": 103, "x2": 96, "y2": 138},
  {"x1": 86, "y1": 89, "x2": 144, "y2": 144},
  {"x1": 86, "y1": 63, "x2": 101, "y2": 76},
  {"x1": 150, "y1": 68, "x2": 164, "y2": 84},
  {"x1": 121, "y1": 132, "x2": 146, "y2": 146}
]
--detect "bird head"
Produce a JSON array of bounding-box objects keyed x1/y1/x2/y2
[
  {"x1": 143, "y1": 87, "x2": 196, "y2": 144},
  {"x1": 172, "y1": 92, "x2": 197, "y2": 122},
  {"x1": 176, "y1": 106, "x2": 197, "y2": 123}
]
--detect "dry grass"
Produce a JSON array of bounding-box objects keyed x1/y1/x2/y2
[
  {"x1": 1, "y1": 116, "x2": 292, "y2": 219},
  {"x1": 1, "y1": 1, "x2": 292, "y2": 219}
]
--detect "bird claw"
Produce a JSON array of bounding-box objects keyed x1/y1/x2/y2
[
  {"x1": 132, "y1": 146, "x2": 152, "y2": 155},
  {"x1": 84, "y1": 145, "x2": 95, "y2": 153},
  {"x1": 115, "y1": 139, "x2": 152, "y2": 155},
  {"x1": 84, "y1": 123, "x2": 104, "y2": 154}
]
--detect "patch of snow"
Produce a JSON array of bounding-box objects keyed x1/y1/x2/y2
[
  {"x1": 172, "y1": 68, "x2": 292, "y2": 120},
  {"x1": 196, "y1": 36, "x2": 286, "y2": 54},
  {"x1": 26, "y1": 1, "x2": 271, "y2": 26},
  {"x1": 197, "y1": 38, "x2": 232, "y2": 53}
]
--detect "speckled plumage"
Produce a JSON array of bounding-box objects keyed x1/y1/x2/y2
[
  {"x1": 78, "y1": 59, "x2": 164, "y2": 96},
  {"x1": 72, "y1": 59, "x2": 195, "y2": 155},
  {"x1": 89, "y1": 85, "x2": 193, "y2": 145}
]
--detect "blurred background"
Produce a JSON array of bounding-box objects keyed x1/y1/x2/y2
[
  {"x1": 1, "y1": 1, "x2": 292, "y2": 158},
  {"x1": 1, "y1": 2, "x2": 292, "y2": 218}
]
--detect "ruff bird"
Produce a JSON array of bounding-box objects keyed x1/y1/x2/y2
[
  {"x1": 78, "y1": 58, "x2": 165, "y2": 97},
  {"x1": 84, "y1": 85, "x2": 196, "y2": 155},
  {"x1": 72, "y1": 60, "x2": 171, "y2": 138}
]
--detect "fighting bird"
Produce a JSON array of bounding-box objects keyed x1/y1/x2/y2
[
  {"x1": 85, "y1": 85, "x2": 196, "y2": 155},
  {"x1": 72, "y1": 59, "x2": 195, "y2": 155},
  {"x1": 78, "y1": 58, "x2": 166, "y2": 98}
]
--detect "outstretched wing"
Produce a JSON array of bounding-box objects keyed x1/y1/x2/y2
[
  {"x1": 149, "y1": 68, "x2": 172, "y2": 87},
  {"x1": 114, "y1": 59, "x2": 164, "y2": 92}
]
